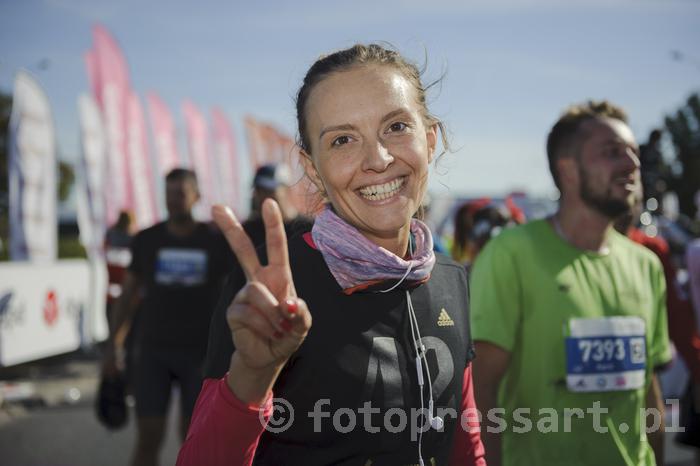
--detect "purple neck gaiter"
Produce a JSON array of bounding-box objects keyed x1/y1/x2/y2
[{"x1": 311, "y1": 206, "x2": 436, "y2": 294}]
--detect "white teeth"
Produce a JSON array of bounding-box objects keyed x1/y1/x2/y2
[{"x1": 359, "y1": 177, "x2": 405, "y2": 201}]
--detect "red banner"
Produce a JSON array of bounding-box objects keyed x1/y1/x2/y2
[
  {"x1": 127, "y1": 93, "x2": 159, "y2": 228},
  {"x1": 211, "y1": 108, "x2": 240, "y2": 213},
  {"x1": 244, "y1": 116, "x2": 263, "y2": 169},
  {"x1": 85, "y1": 25, "x2": 133, "y2": 226},
  {"x1": 146, "y1": 92, "x2": 182, "y2": 174},
  {"x1": 182, "y1": 100, "x2": 218, "y2": 218}
]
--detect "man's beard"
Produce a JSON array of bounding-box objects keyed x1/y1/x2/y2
[
  {"x1": 579, "y1": 165, "x2": 632, "y2": 219},
  {"x1": 169, "y1": 210, "x2": 193, "y2": 224}
]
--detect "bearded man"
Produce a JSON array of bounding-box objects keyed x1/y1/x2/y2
[{"x1": 471, "y1": 101, "x2": 671, "y2": 466}]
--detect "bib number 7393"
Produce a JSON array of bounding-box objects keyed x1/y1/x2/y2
[{"x1": 565, "y1": 317, "x2": 646, "y2": 393}]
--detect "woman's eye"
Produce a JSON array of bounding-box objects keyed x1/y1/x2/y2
[
  {"x1": 331, "y1": 135, "x2": 351, "y2": 147},
  {"x1": 388, "y1": 122, "x2": 408, "y2": 133}
]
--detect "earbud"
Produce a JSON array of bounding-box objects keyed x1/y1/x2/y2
[
  {"x1": 428, "y1": 399, "x2": 444, "y2": 430},
  {"x1": 430, "y1": 414, "x2": 444, "y2": 430}
]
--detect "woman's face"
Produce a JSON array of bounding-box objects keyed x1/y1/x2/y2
[{"x1": 301, "y1": 65, "x2": 437, "y2": 253}]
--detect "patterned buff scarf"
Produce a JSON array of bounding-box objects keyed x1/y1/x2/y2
[{"x1": 311, "y1": 206, "x2": 436, "y2": 294}]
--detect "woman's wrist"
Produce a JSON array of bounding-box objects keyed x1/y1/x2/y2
[{"x1": 226, "y1": 352, "x2": 284, "y2": 406}]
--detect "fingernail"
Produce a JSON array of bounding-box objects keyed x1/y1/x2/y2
[
  {"x1": 285, "y1": 299, "x2": 298, "y2": 315},
  {"x1": 273, "y1": 330, "x2": 284, "y2": 339},
  {"x1": 279, "y1": 319, "x2": 293, "y2": 332}
]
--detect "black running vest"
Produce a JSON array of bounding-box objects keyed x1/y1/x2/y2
[{"x1": 204, "y1": 234, "x2": 475, "y2": 466}]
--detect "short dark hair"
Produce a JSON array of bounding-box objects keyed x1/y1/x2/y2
[
  {"x1": 165, "y1": 168, "x2": 198, "y2": 188},
  {"x1": 546, "y1": 100, "x2": 628, "y2": 189}
]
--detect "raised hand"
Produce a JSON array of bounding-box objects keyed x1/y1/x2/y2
[{"x1": 212, "y1": 199, "x2": 312, "y2": 404}]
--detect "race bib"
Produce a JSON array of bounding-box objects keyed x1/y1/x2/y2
[
  {"x1": 155, "y1": 248, "x2": 207, "y2": 286},
  {"x1": 565, "y1": 316, "x2": 646, "y2": 393}
]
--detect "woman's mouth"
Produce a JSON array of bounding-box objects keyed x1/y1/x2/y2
[{"x1": 358, "y1": 176, "x2": 406, "y2": 201}]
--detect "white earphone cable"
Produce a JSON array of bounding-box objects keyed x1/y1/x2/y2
[{"x1": 375, "y1": 238, "x2": 437, "y2": 466}]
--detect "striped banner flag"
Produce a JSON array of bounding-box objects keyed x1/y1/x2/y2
[
  {"x1": 127, "y1": 92, "x2": 159, "y2": 229},
  {"x1": 8, "y1": 70, "x2": 57, "y2": 261},
  {"x1": 146, "y1": 91, "x2": 182, "y2": 174},
  {"x1": 76, "y1": 93, "x2": 108, "y2": 258},
  {"x1": 182, "y1": 100, "x2": 218, "y2": 219},
  {"x1": 85, "y1": 25, "x2": 133, "y2": 226},
  {"x1": 211, "y1": 108, "x2": 240, "y2": 213}
]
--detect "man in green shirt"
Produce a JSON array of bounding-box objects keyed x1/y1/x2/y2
[{"x1": 470, "y1": 101, "x2": 672, "y2": 466}]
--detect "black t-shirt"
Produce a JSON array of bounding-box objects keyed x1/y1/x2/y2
[
  {"x1": 204, "y1": 232, "x2": 474, "y2": 466},
  {"x1": 242, "y1": 215, "x2": 314, "y2": 249},
  {"x1": 129, "y1": 221, "x2": 233, "y2": 350}
]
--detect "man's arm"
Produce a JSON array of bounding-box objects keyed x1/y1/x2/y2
[
  {"x1": 646, "y1": 374, "x2": 665, "y2": 466},
  {"x1": 473, "y1": 340, "x2": 511, "y2": 466},
  {"x1": 102, "y1": 271, "x2": 142, "y2": 375}
]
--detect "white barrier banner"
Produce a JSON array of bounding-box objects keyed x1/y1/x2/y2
[{"x1": 0, "y1": 260, "x2": 106, "y2": 367}]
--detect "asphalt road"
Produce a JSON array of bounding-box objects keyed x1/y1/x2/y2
[{"x1": 0, "y1": 352, "x2": 180, "y2": 466}]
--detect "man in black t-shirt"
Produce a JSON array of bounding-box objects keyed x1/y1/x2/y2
[{"x1": 104, "y1": 168, "x2": 232, "y2": 466}]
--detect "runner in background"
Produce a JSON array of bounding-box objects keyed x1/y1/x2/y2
[
  {"x1": 681, "y1": 241, "x2": 700, "y2": 459},
  {"x1": 471, "y1": 100, "x2": 671, "y2": 466},
  {"x1": 104, "y1": 210, "x2": 135, "y2": 325},
  {"x1": 616, "y1": 185, "x2": 700, "y2": 381},
  {"x1": 451, "y1": 198, "x2": 520, "y2": 271},
  {"x1": 103, "y1": 210, "x2": 138, "y2": 401},
  {"x1": 103, "y1": 168, "x2": 233, "y2": 466},
  {"x1": 242, "y1": 163, "x2": 313, "y2": 248}
]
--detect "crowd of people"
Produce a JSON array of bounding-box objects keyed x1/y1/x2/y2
[{"x1": 98, "y1": 43, "x2": 700, "y2": 466}]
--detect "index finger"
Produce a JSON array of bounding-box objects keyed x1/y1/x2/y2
[
  {"x1": 261, "y1": 198, "x2": 290, "y2": 272},
  {"x1": 212, "y1": 204, "x2": 261, "y2": 280}
]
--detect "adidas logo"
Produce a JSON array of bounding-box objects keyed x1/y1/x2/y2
[{"x1": 437, "y1": 308, "x2": 454, "y2": 327}]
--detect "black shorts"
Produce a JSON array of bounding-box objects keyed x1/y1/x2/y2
[{"x1": 131, "y1": 344, "x2": 204, "y2": 419}]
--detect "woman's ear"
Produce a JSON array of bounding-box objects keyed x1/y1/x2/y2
[
  {"x1": 426, "y1": 123, "x2": 438, "y2": 163},
  {"x1": 299, "y1": 149, "x2": 325, "y2": 193}
]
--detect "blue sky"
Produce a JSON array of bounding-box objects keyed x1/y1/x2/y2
[{"x1": 1, "y1": 0, "x2": 699, "y2": 202}]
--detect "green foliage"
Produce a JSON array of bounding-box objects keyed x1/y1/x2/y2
[
  {"x1": 57, "y1": 234, "x2": 87, "y2": 259},
  {"x1": 665, "y1": 93, "x2": 700, "y2": 219},
  {"x1": 0, "y1": 91, "x2": 10, "y2": 199},
  {"x1": 0, "y1": 90, "x2": 10, "y2": 254},
  {"x1": 58, "y1": 160, "x2": 75, "y2": 202},
  {"x1": 0, "y1": 235, "x2": 86, "y2": 261}
]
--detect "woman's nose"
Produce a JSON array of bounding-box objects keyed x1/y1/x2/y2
[{"x1": 362, "y1": 140, "x2": 394, "y2": 172}]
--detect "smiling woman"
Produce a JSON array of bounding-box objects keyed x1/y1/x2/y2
[
  {"x1": 176, "y1": 43, "x2": 485, "y2": 466},
  {"x1": 299, "y1": 64, "x2": 437, "y2": 255}
]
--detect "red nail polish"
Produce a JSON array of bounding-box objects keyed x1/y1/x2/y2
[
  {"x1": 286, "y1": 299, "x2": 298, "y2": 315},
  {"x1": 280, "y1": 319, "x2": 293, "y2": 332}
]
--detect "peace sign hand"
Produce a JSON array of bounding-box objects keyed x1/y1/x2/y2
[{"x1": 213, "y1": 199, "x2": 312, "y2": 404}]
